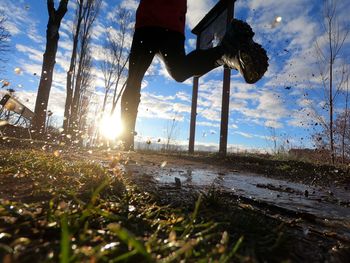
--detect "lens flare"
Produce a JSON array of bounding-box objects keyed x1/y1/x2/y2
[{"x1": 99, "y1": 113, "x2": 123, "y2": 140}]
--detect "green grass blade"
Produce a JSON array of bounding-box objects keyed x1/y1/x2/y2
[
  {"x1": 109, "y1": 224, "x2": 152, "y2": 262},
  {"x1": 112, "y1": 249, "x2": 138, "y2": 262},
  {"x1": 60, "y1": 214, "x2": 70, "y2": 263},
  {"x1": 220, "y1": 236, "x2": 244, "y2": 263},
  {"x1": 191, "y1": 194, "x2": 202, "y2": 223}
]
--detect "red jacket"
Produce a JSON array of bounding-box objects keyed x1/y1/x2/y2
[{"x1": 135, "y1": 0, "x2": 187, "y2": 35}]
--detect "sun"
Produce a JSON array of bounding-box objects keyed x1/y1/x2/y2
[{"x1": 99, "y1": 113, "x2": 123, "y2": 140}]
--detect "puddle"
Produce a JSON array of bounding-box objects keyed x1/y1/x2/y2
[
  {"x1": 155, "y1": 168, "x2": 219, "y2": 186},
  {"x1": 219, "y1": 174, "x2": 350, "y2": 220},
  {"x1": 125, "y1": 162, "x2": 350, "y2": 238}
]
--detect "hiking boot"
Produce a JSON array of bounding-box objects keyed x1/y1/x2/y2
[
  {"x1": 220, "y1": 19, "x2": 269, "y2": 84},
  {"x1": 221, "y1": 19, "x2": 255, "y2": 54}
]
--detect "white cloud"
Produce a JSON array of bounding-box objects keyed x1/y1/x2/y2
[
  {"x1": 264, "y1": 120, "x2": 283, "y2": 129},
  {"x1": 1, "y1": 0, "x2": 43, "y2": 43},
  {"x1": 175, "y1": 91, "x2": 191, "y2": 102},
  {"x1": 60, "y1": 19, "x2": 74, "y2": 36},
  {"x1": 18, "y1": 61, "x2": 42, "y2": 77},
  {"x1": 91, "y1": 21, "x2": 107, "y2": 40},
  {"x1": 234, "y1": 131, "x2": 253, "y2": 138},
  {"x1": 197, "y1": 121, "x2": 220, "y2": 128},
  {"x1": 186, "y1": 0, "x2": 216, "y2": 29},
  {"x1": 120, "y1": 0, "x2": 138, "y2": 11},
  {"x1": 138, "y1": 92, "x2": 189, "y2": 121},
  {"x1": 16, "y1": 44, "x2": 44, "y2": 63}
]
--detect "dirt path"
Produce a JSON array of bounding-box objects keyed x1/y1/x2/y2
[
  {"x1": 104, "y1": 151, "x2": 349, "y2": 261},
  {"x1": 118, "y1": 152, "x2": 349, "y2": 228}
]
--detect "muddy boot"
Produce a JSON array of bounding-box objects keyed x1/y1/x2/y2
[{"x1": 219, "y1": 19, "x2": 269, "y2": 84}]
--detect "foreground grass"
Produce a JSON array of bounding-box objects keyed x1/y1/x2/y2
[
  {"x1": 0, "y1": 150, "x2": 249, "y2": 262},
  {"x1": 0, "y1": 148, "x2": 350, "y2": 263}
]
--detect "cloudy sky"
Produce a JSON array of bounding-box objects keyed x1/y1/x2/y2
[{"x1": 0, "y1": 0, "x2": 349, "y2": 152}]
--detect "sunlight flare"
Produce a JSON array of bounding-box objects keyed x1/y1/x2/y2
[{"x1": 99, "y1": 113, "x2": 123, "y2": 140}]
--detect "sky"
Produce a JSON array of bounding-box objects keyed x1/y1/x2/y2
[{"x1": 0, "y1": 0, "x2": 349, "y2": 152}]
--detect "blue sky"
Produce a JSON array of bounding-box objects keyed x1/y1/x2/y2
[{"x1": 0, "y1": 0, "x2": 349, "y2": 152}]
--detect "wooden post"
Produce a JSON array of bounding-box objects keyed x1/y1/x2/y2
[
  {"x1": 189, "y1": 35, "x2": 201, "y2": 154},
  {"x1": 219, "y1": 67, "x2": 231, "y2": 155},
  {"x1": 219, "y1": 0, "x2": 234, "y2": 156},
  {"x1": 189, "y1": 76, "x2": 199, "y2": 153}
]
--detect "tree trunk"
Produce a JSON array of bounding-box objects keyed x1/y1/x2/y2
[
  {"x1": 342, "y1": 77, "x2": 349, "y2": 163},
  {"x1": 110, "y1": 81, "x2": 126, "y2": 114},
  {"x1": 329, "y1": 19, "x2": 335, "y2": 164},
  {"x1": 68, "y1": 0, "x2": 101, "y2": 134},
  {"x1": 63, "y1": 0, "x2": 84, "y2": 132},
  {"x1": 69, "y1": 48, "x2": 85, "y2": 133},
  {"x1": 32, "y1": 0, "x2": 68, "y2": 134}
]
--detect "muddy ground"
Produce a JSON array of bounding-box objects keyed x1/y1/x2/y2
[{"x1": 108, "y1": 150, "x2": 350, "y2": 262}]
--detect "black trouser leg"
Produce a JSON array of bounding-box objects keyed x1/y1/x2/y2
[
  {"x1": 158, "y1": 30, "x2": 224, "y2": 82},
  {"x1": 121, "y1": 30, "x2": 154, "y2": 150}
]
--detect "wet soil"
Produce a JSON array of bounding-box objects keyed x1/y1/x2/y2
[{"x1": 112, "y1": 151, "x2": 350, "y2": 262}]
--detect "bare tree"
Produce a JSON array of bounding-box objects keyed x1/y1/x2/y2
[
  {"x1": 65, "y1": 0, "x2": 101, "y2": 134},
  {"x1": 0, "y1": 10, "x2": 10, "y2": 63},
  {"x1": 314, "y1": 0, "x2": 349, "y2": 164},
  {"x1": 32, "y1": 0, "x2": 69, "y2": 134},
  {"x1": 164, "y1": 116, "x2": 179, "y2": 152},
  {"x1": 341, "y1": 73, "x2": 349, "y2": 162},
  {"x1": 77, "y1": 52, "x2": 93, "y2": 130},
  {"x1": 99, "y1": 32, "x2": 118, "y2": 114},
  {"x1": 63, "y1": 0, "x2": 84, "y2": 131},
  {"x1": 334, "y1": 70, "x2": 350, "y2": 163},
  {"x1": 69, "y1": 42, "x2": 94, "y2": 135},
  {"x1": 108, "y1": 8, "x2": 132, "y2": 114}
]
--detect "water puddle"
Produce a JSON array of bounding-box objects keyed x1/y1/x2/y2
[{"x1": 125, "y1": 163, "x2": 350, "y2": 239}]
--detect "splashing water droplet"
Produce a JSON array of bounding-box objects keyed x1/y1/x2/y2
[
  {"x1": 14, "y1": 68, "x2": 22, "y2": 74},
  {"x1": 1, "y1": 80, "x2": 10, "y2": 87},
  {"x1": 128, "y1": 205, "x2": 135, "y2": 212},
  {"x1": 275, "y1": 16, "x2": 282, "y2": 23}
]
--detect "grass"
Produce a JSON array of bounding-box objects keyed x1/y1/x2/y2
[{"x1": 0, "y1": 149, "x2": 250, "y2": 262}]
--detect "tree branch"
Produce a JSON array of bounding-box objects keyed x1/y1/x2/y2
[
  {"x1": 47, "y1": 0, "x2": 55, "y2": 18},
  {"x1": 57, "y1": 0, "x2": 69, "y2": 18}
]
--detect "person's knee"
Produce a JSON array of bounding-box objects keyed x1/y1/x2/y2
[{"x1": 169, "y1": 71, "x2": 187, "y2": 83}]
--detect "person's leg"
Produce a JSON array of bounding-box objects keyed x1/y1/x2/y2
[
  {"x1": 121, "y1": 28, "x2": 156, "y2": 150},
  {"x1": 158, "y1": 30, "x2": 224, "y2": 82},
  {"x1": 159, "y1": 20, "x2": 268, "y2": 84}
]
